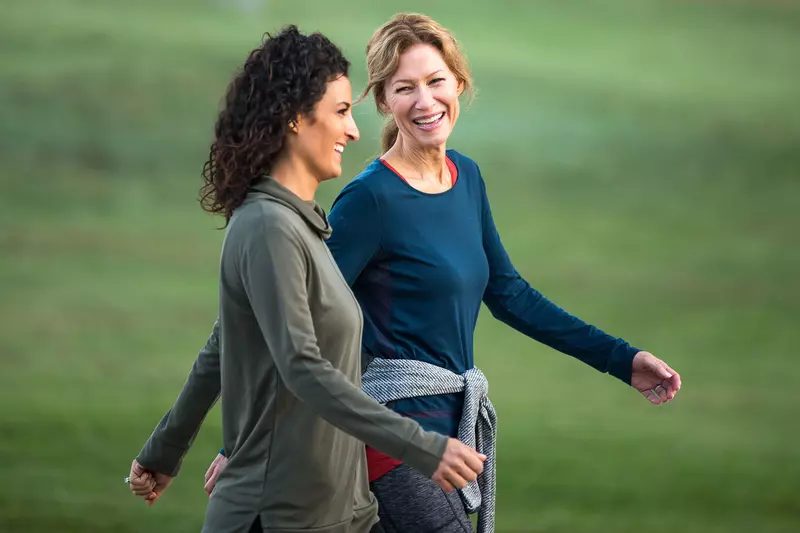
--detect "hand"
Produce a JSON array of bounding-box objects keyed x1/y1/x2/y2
[
  {"x1": 129, "y1": 459, "x2": 173, "y2": 506},
  {"x1": 631, "y1": 351, "x2": 682, "y2": 405},
  {"x1": 204, "y1": 453, "x2": 228, "y2": 497},
  {"x1": 128, "y1": 460, "x2": 155, "y2": 499},
  {"x1": 431, "y1": 438, "x2": 486, "y2": 493}
]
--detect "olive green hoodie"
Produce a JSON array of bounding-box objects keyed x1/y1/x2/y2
[{"x1": 136, "y1": 177, "x2": 448, "y2": 533}]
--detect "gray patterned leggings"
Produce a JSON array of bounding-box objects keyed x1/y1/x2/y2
[{"x1": 370, "y1": 464, "x2": 474, "y2": 533}]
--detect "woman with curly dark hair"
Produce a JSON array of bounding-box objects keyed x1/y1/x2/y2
[{"x1": 125, "y1": 25, "x2": 484, "y2": 533}]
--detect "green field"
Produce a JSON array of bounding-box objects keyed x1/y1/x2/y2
[{"x1": 2, "y1": 0, "x2": 799, "y2": 531}]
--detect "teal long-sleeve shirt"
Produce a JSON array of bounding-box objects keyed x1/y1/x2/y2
[{"x1": 324, "y1": 149, "x2": 640, "y2": 437}]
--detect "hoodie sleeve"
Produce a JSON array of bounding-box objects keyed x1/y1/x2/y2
[
  {"x1": 241, "y1": 220, "x2": 447, "y2": 477},
  {"x1": 135, "y1": 320, "x2": 222, "y2": 476}
]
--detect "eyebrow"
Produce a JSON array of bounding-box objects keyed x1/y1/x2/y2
[
  {"x1": 337, "y1": 102, "x2": 352, "y2": 110},
  {"x1": 392, "y1": 70, "x2": 443, "y2": 85}
]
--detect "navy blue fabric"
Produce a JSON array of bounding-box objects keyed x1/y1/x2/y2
[{"x1": 326, "y1": 150, "x2": 639, "y2": 438}]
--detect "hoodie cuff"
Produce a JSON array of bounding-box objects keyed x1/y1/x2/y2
[
  {"x1": 399, "y1": 430, "x2": 448, "y2": 479},
  {"x1": 136, "y1": 435, "x2": 186, "y2": 477}
]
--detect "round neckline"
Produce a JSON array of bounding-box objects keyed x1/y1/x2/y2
[{"x1": 378, "y1": 155, "x2": 461, "y2": 197}]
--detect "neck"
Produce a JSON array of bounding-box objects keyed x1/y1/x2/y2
[
  {"x1": 270, "y1": 153, "x2": 320, "y2": 202},
  {"x1": 386, "y1": 137, "x2": 448, "y2": 184}
]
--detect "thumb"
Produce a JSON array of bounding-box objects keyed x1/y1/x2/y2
[{"x1": 654, "y1": 362, "x2": 672, "y2": 379}]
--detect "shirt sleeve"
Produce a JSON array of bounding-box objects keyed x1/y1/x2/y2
[
  {"x1": 327, "y1": 178, "x2": 382, "y2": 285},
  {"x1": 136, "y1": 320, "x2": 222, "y2": 476},
  {"x1": 242, "y1": 220, "x2": 447, "y2": 477},
  {"x1": 477, "y1": 170, "x2": 639, "y2": 384}
]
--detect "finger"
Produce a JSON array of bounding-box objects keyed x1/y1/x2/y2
[
  {"x1": 470, "y1": 449, "x2": 487, "y2": 462},
  {"x1": 435, "y1": 477, "x2": 456, "y2": 493},
  {"x1": 659, "y1": 379, "x2": 679, "y2": 400},
  {"x1": 458, "y1": 465, "x2": 478, "y2": 483},
  {"x1": 655, "y1": 362, "x2": 673, "y2": 380},
  {"x1": 130, "y1": 475, "x2": 155, "y2": 491},
  {"x1": 661, "y1": 380, "x2": 678, "y2": 400},
  {"x1": 653, "y1": 385, "x2": 669, "y2": 402},
  {"x1": 130, "y1": 471, "x2": 152, "y2": 483},
  {"x1": 668, "y1": 371, "x2": 682, "y2": 392},
  {"x1": 462, "y1": 452, "x2": 485, "y2": 476},
  {"x1": 445, "y1": 470, "x2": 469, "y2": 490},
  {"x1": 131, "y1": 481, "x2": 155, "y2": 496},
  {"x1": 204, "y1": 462, "x2": 215, "y2": 483},
  {"x1": 204, "y1": 472, "x2": 217, "y2": 497},
  {"x1": 643, "y1": 389, "x2": 662, "y2": 405},
  {"x1": 130, "y1": 479, "x2": 153, "y2": 491},
  {"x1": 660, "y1": 362, "x2": 682, "y2": 393}
]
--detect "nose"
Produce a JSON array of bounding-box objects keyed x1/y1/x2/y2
[
  {"x1": 415, "y1": 85, "x2": 435, "y2": 110},
  {"x1": 345, "y1": 113, "x2": 360, "y2": 142}
]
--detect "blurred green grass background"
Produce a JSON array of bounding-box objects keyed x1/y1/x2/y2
[{"x1": 1, "y1": 0, "x2": 799, "y2": 531}]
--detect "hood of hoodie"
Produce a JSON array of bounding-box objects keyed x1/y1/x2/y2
[{"x1": 248, "y1": 176, "x2": 332, "y2": 239}]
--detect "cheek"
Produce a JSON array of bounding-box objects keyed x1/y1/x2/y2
[
  {"x1": 443, "y1": 85, "x2": 460, "y2": 106},
  {"x1": 387, "y1": 96, "x2": 412, "y2": 121},
  {"x1": 318, "y1": 120, "x2": 339, "y2": 146}
]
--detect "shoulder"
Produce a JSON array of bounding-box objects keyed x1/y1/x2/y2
[
  {"x1": 227, "y1": 199, "x2": 307, "y2": 252},
  {"x1": 446, "y1": 149, "x2": 481, "y2": 177},
  {"x1": 446, "y1": 148, "x2": 488, "y2": 202},
  {"x1": 332, "y1": 158, "x2": 391, "y2": 210},
  {"x1": 235, "y1": 197, "x2": 295, "y2": 228}
]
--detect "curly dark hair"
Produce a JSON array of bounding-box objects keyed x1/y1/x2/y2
[{"x1": 199, "y1": 25, "x2": 350, "y2": 224}]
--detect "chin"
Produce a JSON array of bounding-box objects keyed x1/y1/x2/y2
[
  {"x1": 321, "y1": 167, "x2": 342, "y2": 182},
  {"x1": 414, "y1": 130, "x2": 451, "y2": 149},
  {"x1": 419, "y1": 136, "x2": 449, "y2": 150}
]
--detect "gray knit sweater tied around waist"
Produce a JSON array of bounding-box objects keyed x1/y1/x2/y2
[{"x1": 361, "y1": 357, "x2": 497, "y2": 533}]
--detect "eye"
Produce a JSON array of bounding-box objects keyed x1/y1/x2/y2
[
  {"x1": 429, "y1": 77, "x2": 446, "y2": 85},
  {"x1": 338, "y1": 107, "x2": 350, "y2": 116},
  {"x1": 394, "y1": 86, "x2": 412, "y2": 94}
]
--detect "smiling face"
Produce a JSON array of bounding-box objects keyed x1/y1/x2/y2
[
  {"x1": 383, "y1": 43, "x2": 462, "y2": 151},
  {"x1": 293, "y1": 75, "x2": 360, "y2": 181}
]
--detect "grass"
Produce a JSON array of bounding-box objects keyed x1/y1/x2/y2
[{"x1": 1, "y1": 0, "x2": 799, "y2": 531}]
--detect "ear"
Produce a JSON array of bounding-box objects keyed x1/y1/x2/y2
[
  {"x1": 288, "y1": 115, "x2": 302, "y2": 134},
  {"x1": 456, "y1": 79, "x2": 465, "y2": 96},
  {"x1": 376, "y1": 98, "x2": 390, "y2": 115}
]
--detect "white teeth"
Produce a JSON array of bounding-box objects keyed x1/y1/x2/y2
[
  {"x1": 334, "y1": 144, "x2": 344, "y2": 153},
  {"x1": 413, "y1": 112, "x2": 445, "y2": 125}
]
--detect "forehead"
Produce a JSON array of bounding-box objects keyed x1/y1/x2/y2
[{"x1": 391, "y1": 43, "x2": 449, "y2": 80}]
